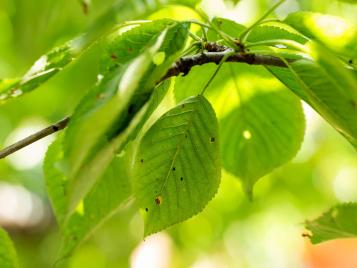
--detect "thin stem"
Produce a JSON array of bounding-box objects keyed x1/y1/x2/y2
[
  {"x1": 239, "y1": 0, "x2": 286, "y2": 43},
  {"x1": 184, "y1": 19, "x2": 213, "y2": 30},
  {"x1": 0, "y1": 117, "x2": 70, "y2": 159},
  {"x1": 188, "y1": 31, "x2": 202, "y2": 42},
  {"x1": 201, "y1": 50, "x2": 235, "y2": 95}
]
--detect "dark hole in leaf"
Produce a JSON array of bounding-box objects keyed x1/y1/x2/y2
[
  {"x1": 210, "y1": 137, "x2": 215, "y2": 143},
  {"x1": 145, "y1": 208, "x2": 149, "y2": 212},
  {"x1": 172, "y1": 167, "x2": 176, "y2": 171},
  {"x1": 140, "y1": 159, "x2": 144, "y2": 163},
  {"x1": 180, "y1": 177, "x2": 183, "y2": 181},
  {"x1": 348, "y1": 59, "x2": 353, "y2": 64}
]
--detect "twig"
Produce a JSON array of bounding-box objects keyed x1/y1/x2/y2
[
  {"x1": 0, "y1": 48, "x2": 288, "y2": 159},
  {"x1": 0, "y1": 117, "x2": 70, "y2": 159}
]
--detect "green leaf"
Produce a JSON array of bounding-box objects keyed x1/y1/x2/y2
[
  {"x1": 206, "y1": 18, "x2": 307, "y2": 46},
  {"x1": 64, "y1": 21, "x2": 189, "y2": 214},
  {"x1": 284, "y1": 11, "x2": 357, "y2": 58},
  {"x1": 246, "y1": 24, "x2": 308, "y2": 44},
  {"x1": 220, "y1": 66, "x2": 305, "y2": 197},
  {"x1": 44, "y1": 134, "x2": 67, "y2": 224},
  {"x1": 133, "y1": 95, "x2": 221, "y2": 236},
  {"x1": 306, "y1": 203, "x2": 357, "y2": 244},
  {"x1": 0, "y1": 41, "x2": 75, "y2": 105},
  {"x1": 207, "y1": 18, "x2": 246, "y2": 42},
  {"x1": 0, "y1": 227, "x2": 18, "y2": 268},
  {"x1": 268, "y1": 54, "x2": 357, "y2": 148},
  {"x1": 44, "y1": 135, "x2": 132, "y2": 257}
]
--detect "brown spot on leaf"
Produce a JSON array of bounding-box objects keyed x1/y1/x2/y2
[{"x1": 155, "y1": 196, "x2": 163, "y2": 205}]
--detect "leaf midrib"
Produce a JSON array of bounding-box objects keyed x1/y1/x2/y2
[{"x1": 158, "y1": 97, "x2": 201, "y2": 195}]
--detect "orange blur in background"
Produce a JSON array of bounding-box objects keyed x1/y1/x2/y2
[{"x1": 304, "y1": 239, "x2": 357, "y2": 268}]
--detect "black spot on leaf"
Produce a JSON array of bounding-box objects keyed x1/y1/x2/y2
[{"x1": 210, "y1": 137, "x2": 215, "y2": 143}]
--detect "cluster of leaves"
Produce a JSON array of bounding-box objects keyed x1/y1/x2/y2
[{"x1": 0, "y1": 0, "x2": 356, "y2": 265}]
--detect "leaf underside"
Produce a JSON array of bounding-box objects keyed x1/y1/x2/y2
[{"x1": 133, "y1": 95, "x2": 221, "y2": 236}]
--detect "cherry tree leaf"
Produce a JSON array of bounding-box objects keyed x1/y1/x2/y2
[{"x1": 133, "y1": 95, "x2": 221, "y2": 236}]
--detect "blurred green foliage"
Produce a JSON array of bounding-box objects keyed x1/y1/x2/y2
[{"x1": 0, "y1": 0, "x2": 357, "y2": 267}]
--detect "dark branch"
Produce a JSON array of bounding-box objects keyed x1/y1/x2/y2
[
  {"x1": 0, "y1": 117, "x2": 70, "y2": 159},
  {"x1": 0, "y1": 49, "x2": 287, "y2": 159},
  {"x1": 161, "y1": 49, "x2": 287, "y2": 80}
]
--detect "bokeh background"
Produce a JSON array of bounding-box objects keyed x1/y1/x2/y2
[{"x1": 0, "y1": 0, "x2": 357, "y2": 267}]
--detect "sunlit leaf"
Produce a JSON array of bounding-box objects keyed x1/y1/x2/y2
[
  {"x1": 284, "y1": 12, "x2": 357, "y2": 58},
  {"x1": 207, "y1": 17, "x2": 307, "y2": 46},
  {"x1": 246, "y1": 24, "x2": 308, "y2": 44},
  {"x1": 44, "y1": 135, "x2": 132, "y2": 258},
  {"x1": 306, "y1": 203, "x2": 357, "y2": 244},
  {"x1": 207, "y1": 18, "x2": 246, "y2": 42},
  {"x1": 0, "y1": 227, "x2": 18, "y2": 268},
  {"x1": 133, "y1": 95, "x2": 221, "y2": 236},
  {"x1": 220, "y1": 66, "x2": 305, "y2": 197},
  {"x1": 268, "y1": 52, "x2": 357, "y2": 148},
  {"x1": 64, "y1": 21, "x2": 189, "y2": 214}
]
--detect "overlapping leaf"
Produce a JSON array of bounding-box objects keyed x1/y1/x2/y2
[
  {"x1": 219, "y1": 66, "x2": 305, "y2": 197},
  {"x1": 268, "y1": 50, "x2": 357, "y2": 147},
  {"x1": 44, "y1": 134, "x2": 132, "y2": 258},
  {"x1": 63, "y1": 21, "x2": 190, "y2": 214},
  {"x1": 306, "y1": 203, "x2": 357, "y2": 244},
  {"x1": 206, "y1": 17, "x2": 307, "y2": 46},
  {"x1": 133, "y1": 95, "x2": 221, "y2": 236},
  {"x1": 45, "y1": 81, "x2": 170, "y2": 257},
  {"x1": 0, "y1": 0, "x2": 198, "y2": 106},
  {"x1": 284, "y1": 12, "x2": 357, "y2": 58}
]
